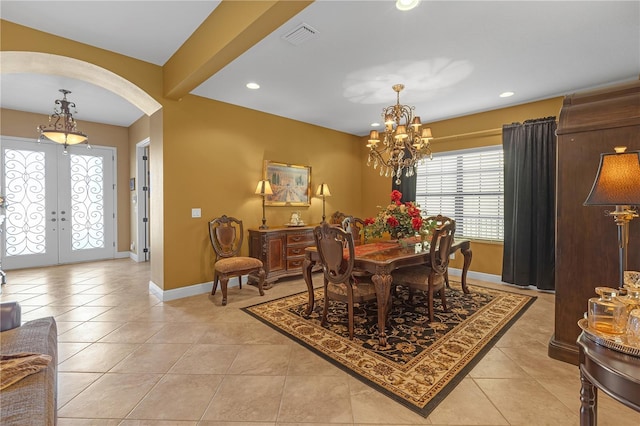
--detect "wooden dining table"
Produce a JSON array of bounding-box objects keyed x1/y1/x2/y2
[{"x1": 302, "y1": 238, "x2": 472, "y2": 347}]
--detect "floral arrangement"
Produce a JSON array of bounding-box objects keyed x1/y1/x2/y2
[{"x1": 363, "y1": 190, "x2": 435, "y2": 240}]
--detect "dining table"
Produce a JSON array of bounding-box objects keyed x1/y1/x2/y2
[{"x1": 302, "y1": 237, "x2": 472, "y2": 347}]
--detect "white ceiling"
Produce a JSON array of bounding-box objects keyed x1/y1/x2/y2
[{"x1": 1, "y1": 1, "x2": 639, "y2": 136}]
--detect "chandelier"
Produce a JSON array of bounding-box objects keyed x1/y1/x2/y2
[
  {"x1": 366, "y1": 84, "x2": 433, "y2": 185},
  {"x1": 37, "y1": 89, "x2": 89, "y2": 152}
]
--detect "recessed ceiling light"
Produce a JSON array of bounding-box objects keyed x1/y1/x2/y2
[
  {"x1": 371, "y1": 122, "x2": 381, "y2": 127},
  {"x1": 499, "y1": 91, "x2": 515, "y2": 98},
  {"x1": 396, "y1": 0, "x2": 420, "y2": 11},
  {"x1": 246, "y1": 82, "x2": 260, "y2": 90}
]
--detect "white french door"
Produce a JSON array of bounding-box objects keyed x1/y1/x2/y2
[{"x1": 1, "y1": 137, "x2": 115, "y2": 269}]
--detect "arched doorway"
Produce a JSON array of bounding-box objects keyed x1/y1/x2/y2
[{"x1": 0, "y1": 51, "x2": 164, "y2": 286}]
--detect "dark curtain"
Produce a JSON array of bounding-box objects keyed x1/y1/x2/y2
[
  {"x1": 392, "y1": 148, "x2": 417, "y2": 202},
  {"x1": 502, "y1": 117, "x2": 557, "y2": 290}
]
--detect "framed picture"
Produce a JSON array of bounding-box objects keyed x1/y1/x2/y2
[{"x1": 263, "y1": 160, "x2": 311, "y2": 206}]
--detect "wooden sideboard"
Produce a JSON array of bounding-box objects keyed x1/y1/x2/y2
[
  {"x1": 550, "y1": 80, "x2": 640, "y2": 365},
  {"x1": 248, "y1": 226, "x2": 317, "y2": 285}
]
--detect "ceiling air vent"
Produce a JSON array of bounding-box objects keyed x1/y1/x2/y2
[{"x1": 282, "y1": 23, "x2": 318, "y2": 46}]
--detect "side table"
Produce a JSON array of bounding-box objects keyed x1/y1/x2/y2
[{"x1": 577, "y1": 332, "x2": 640, "y2": 425}]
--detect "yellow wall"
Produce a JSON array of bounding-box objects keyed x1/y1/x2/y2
[
  {"x1": 161, "y1": 95, "x2": 363, "y2": 287},
  {"x1": 361, "y1": 97, "x2": 564, "y2": 275},
  {"x1": 0, "y1": 108, "x2": 131, "y2": 253}
]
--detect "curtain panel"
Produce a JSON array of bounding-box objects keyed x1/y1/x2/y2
[
  {"x1": 502, "y1": 117, "x2": 557, "y2": 290},
  {"x1": 392, "y1": 148, "x2": 417, "y2": 202}
]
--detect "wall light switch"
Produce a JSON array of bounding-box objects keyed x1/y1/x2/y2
[{"x1": 191, "y1": 208, "x2": 201, "y2": 218}]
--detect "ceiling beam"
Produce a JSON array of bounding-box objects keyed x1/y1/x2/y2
[{"x1": 163, "y1": 0, "x2": 313, "y2": 100}]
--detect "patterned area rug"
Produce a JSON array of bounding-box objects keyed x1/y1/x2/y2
[{"x1": 243, "y1": 281, "x2": 535, "y2": 417}]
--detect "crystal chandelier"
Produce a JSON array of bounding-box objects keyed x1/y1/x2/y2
[
  {"x1": 366, "y1": 84, "x2": 433, "y2": 184},
  {"x1": 37, "y1": 89, "x2": 89, "y2": 152}
]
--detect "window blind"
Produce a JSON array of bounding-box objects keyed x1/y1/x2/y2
[{"x1": 415, "y1": 146, "x2": 504, "y2": 241}]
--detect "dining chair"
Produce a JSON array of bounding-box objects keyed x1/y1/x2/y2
[
  {"x1": 313, "y1": 222, "x2": 377, "y2": 339},
  {"x1": 329, "y1": 210, "x2": 347, "y2": 225},
  {"x1": 392, "y1": 219, "x2": 456, "y2": 322},
  {"x1": 424, "y1": 215, "x2": 456, "y2": 288},
  {"x1": 341, "y1": 216, "x2": 367, "y2": 245},
  {"x1": 209, "y1": 215, "x2": 265, "y2": 306}
]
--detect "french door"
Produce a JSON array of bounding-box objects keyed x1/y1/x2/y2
[{"x1": 1, "y1": 137, "x2": 115, "y2": 269}]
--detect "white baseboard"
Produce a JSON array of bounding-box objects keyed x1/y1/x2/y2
[
  {"x1": 148, "y1": 275, "x2": 246, "y2": 302},
  {"x1": 448, "y1": 267, "x2": 502, "y2": 284},
  {"x1": 129, "y1": 251, "x2": 139, "y2": 262},
  {"x1": 115, "y1": 251, "x2": 130, "y2": 259}
]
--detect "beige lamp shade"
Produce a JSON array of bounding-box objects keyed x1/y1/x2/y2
[
  {"x1": 42, "y1": 130, "x2": 88, "y2": 145},
  {"x1": 584, "y1": 148, "x2": 640, "y2": 206},
  {"x1": 316, "y1": 183, "x2": 331, "y2": 197},
  {"x1": 421, "y1": 127, "x2": 433, "y2": 141},
  {"x1": 255, "y1": 180, "x2": 273, "y2": 196}
]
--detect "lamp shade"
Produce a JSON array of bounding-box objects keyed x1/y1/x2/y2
[
  {"x1": 255, "y1": 180, "x2": 273, "y2": 196},
  {"x1": 316, "y1": 183, "x2": 331, "y2": 197},
  {"x1": 584, "y1": 148, "x2": 640, "y2": 206},
  {"x1": 41, "y1": 130, "x2": 88, "y2": 145}
]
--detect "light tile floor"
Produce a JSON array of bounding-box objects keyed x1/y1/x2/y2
[{"x1": 1, "y1": 258, "x2": 639, "y2": 425}]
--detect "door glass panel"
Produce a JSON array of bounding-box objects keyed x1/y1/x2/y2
[
  {"x1": 3, "y1": 148, "x2": 47, "y2": 256},
  {"x1": 70, "y1": 153, "x2": 104, "y2": 250}
]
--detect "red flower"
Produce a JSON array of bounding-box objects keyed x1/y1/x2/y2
[
  {"x1": 407, "y1": 205, "x2": 421, "y2": 218},
  {"x1": 390, "y1": 190, "x2": 402, "y2": 204},
  {"x1": 364, "y1": 217, "x2": 376, "y2": 226},
  {"x1": 387, "y1": 216, "x2": 399, "y2": 227},
  {"x1": 411, "y1": 216, "x2": 423, "y2": 231}
]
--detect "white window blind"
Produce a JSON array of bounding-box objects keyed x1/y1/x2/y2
[{"x1": 415, "y1": 146, "x2": 504, "y2": 241}]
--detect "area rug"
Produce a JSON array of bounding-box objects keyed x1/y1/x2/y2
[{"x1": 242, "y1": 281, "x2": 536, "y2": 417}]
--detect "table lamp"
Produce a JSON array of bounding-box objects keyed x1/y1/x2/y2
[
  {"x1": 316, "y1": 183, "x2": 331, "y2": 223},
  {"x1": 584, "y1": 146, "x2": 640, "y2": 289},
  {"x1": 255, "y1": 180, "x2": 273, "y2": 229}
]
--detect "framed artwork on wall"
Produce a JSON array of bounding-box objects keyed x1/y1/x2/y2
[{"x1": 263, "y1": 160, "x2": 311, "y2": 206}]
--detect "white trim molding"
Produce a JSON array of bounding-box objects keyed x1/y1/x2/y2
[{"x1": 148, "y1": 276, "x2": 248, "y2": 302}]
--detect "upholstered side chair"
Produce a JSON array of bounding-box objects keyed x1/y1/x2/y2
[
  {"x1": 313, "y1": 222, "x2": 377, "y2": 340},
  {"x1": 392, "y1": 219, "x2": 456, "y2": 322},
  {"x1": 209, "y1": 215, "x2": 265, "y2": 306}
]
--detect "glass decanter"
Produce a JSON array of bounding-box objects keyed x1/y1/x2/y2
[
  {"x1": 588, "y1": 287, "x2": 625, "y2": 334},
  {"x1": 617, "y1": 286, "x2": 640, "y2": 327}
]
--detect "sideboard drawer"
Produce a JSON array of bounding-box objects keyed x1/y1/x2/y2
[
  {"x1": 287, "y1": 232, "x2": 314, "y2": 245},
  {"x1": 286, "y1": 246, "x2": 309, "y2": 257},
  {"x1": 287, "y1": 257, "x2": 305, "y2": 271}
]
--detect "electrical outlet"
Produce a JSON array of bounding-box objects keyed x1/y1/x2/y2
[{"x1": 191, "y1": 208, "x2": 201, "y2": 218}]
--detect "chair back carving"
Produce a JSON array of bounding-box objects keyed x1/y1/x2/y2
[
  {"x1": 329, "y1": 211, "x2": 347, "y2": 225},
  {"x1": 209, "y1": 215, "x2": 243, "y2": 259},
  {"x1": 341, "y1": 216, "x2": 366, "y2": 245},
  {"x1": 313, "y1": 222, "x2": 355, "y2": 284},
  {"x1": 429, "y1": 219, "x2": 456, "y2": 276}
]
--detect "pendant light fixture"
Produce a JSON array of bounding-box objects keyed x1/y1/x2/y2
[{"x1": 37, "y1": 89, "x2": 90, "y2": 153}]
